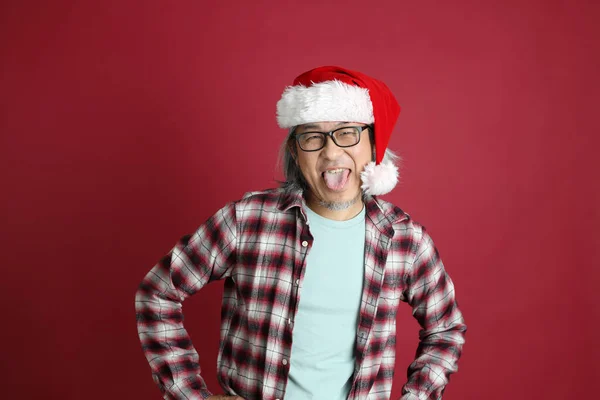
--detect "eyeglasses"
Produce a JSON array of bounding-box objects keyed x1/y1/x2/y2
[{"x1": 294, "y1": 125, "x2": 370, "y2": 152}]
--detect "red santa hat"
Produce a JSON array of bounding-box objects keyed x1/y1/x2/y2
[{"x1": 276, "y1": 66, "x2": 401, "y2": 196}]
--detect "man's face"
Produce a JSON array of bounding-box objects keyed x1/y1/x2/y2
[{"x1": 293, "y1": 121, "x2": 373, "y2": 209}]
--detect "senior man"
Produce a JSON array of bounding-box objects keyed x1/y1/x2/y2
[{"x1": 136, "y1": 66, "x2": 467, "y2": 400}]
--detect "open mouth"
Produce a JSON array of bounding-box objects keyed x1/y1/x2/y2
[{"x1": 322, "y1": 168, "x2": 351, "y2": 191}]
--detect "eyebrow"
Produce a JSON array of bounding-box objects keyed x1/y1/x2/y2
[{"x1": 298, "y1": 121, "x2": 350, "y2": 131}]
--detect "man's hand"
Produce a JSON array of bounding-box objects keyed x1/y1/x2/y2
[{"x1": 207, "y1": 396, "x2": 245, "y2": 399}]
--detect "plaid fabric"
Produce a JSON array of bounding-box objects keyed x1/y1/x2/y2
[{"x1": 136, "y1": 188, "x2": 466, "y2": 400}]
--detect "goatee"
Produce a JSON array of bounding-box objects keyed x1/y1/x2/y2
[{"x1": 318, "y1": 192, "x2": 362, "y2": 211}]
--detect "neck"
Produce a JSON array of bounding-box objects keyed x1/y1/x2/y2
[{"x1": 305, "y1": 191, "x2": 364, "y2": 221}]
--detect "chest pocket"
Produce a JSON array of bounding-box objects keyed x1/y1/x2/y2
[
  {"x1": 233, "y1": 247, "x2": 295, "y2": 314},
  {"x1": 381, "y1": 272, "x2": 402, "y2": 303}
]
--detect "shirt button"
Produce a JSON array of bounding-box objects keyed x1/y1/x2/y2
[
  {"x1": 288, "y1": 318, "x2": 293, "y2": 325},
  {"x1": 282, "y1": 359, "x2": 288, "y2": 365},
  {"x1": 301, "y1": 240, "x2": 308, "y2": 247},
  {"x1": 295, "y1": 279, "x2": 300, "y2": 286}
]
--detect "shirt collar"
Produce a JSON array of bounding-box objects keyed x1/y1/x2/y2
[
  {"x1": 277, "y1": 187, "x2": 305, "y2": 212},
  {"x1": 277, "y1": 187, "x2": 409, "y2": 238}
]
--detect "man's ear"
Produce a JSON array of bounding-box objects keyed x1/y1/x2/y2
[
  {"x1": 369, "y1": 127, "x2": 376, "y2": 162},
  {"x1": 288, "y1": 127, "x2": 298, "y2": 161},
  {"x1": 288, "y1": 141, "x2": 298, "y2": 162}
]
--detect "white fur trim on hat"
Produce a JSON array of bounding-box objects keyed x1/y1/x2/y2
[
  {"x1": 360, "y1": 158, "x2": 398, "y2": 196},
  {"x1": 276, "y1": 80, "x2": 374, "y2": 128}
]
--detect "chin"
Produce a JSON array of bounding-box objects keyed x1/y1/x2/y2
[
  {"x1": 324, "y1": 188, "x2": 361, "y2": 201},
  {"x1": 317, "y1": 190, "x2": 362, "y2": 211}
]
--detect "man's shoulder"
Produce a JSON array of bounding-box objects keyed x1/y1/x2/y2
[{"x1": 233, "y1": 187, "x2": 293, "y2": 212}]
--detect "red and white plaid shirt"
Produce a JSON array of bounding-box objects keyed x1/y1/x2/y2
[{"x1": 136, "y1": 188, "x2": 466, "y2": 400}]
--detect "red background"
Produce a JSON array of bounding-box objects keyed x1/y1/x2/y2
[{"x1": 1, "y1": 1, "x2": 599, "y2": 399}]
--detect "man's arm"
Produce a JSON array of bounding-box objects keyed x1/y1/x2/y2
[
  {"x1": 401, "y1": 227, "x2": 467, "y2": 400},
  {"x1": 135, "y1": 203, "x2": 238, "y2": 400}
]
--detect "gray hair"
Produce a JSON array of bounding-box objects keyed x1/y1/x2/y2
[{"x1": 277, "y1": 127, "x2": 401, "y2": 193}]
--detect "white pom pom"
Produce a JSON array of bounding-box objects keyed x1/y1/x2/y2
[{"x1": 360, "y1": 159, "x2": 399, "y2": 196}]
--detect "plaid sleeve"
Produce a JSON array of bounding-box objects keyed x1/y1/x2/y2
[
  {"x1": 401, "y1": 227, "x2": 467, "y2": 400},
  {"x1": 135, "y1": 203, "x2": 238, "y2": 400}
]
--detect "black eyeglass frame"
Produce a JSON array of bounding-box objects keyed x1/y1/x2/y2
[{"x1": 293, "y1": 125, "x2": 371, "y2": 152}]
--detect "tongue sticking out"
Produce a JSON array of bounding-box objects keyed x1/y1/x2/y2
[{"x1": 323, "y1": 169, "x2": 351, "y2": 191}]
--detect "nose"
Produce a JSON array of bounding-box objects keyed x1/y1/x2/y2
[{"x1": 321, "y1": 135, "x2": 344, "y2": 160}]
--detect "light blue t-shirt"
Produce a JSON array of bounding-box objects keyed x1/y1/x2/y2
[{"x1": 285, "y1": 205, "x2": 366, "y2": 400}]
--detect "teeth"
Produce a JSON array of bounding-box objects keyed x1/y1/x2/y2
[{"x1": 326, "y1": 168, "x2": 345, "y2": 174}]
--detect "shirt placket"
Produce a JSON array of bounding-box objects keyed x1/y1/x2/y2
[
  {"x1": 349, "y1": 222, "x2": 391, "y2": 399},
  {"x1": 270, "y1": 209, "x2": 313, "y2": 400}
]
